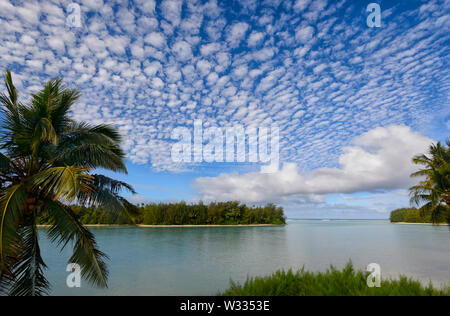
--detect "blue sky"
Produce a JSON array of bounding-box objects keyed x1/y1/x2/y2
[{"x1": 0, "y1": 0, "x2": 449, "y2": 218}]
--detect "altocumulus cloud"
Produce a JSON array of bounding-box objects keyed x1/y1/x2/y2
[
  {"x1": 0, "y1": 0, "x2": 448, "y2": 175},
  {"x1": 193, "y1": 125, "x2": 432, "y2": 203}
]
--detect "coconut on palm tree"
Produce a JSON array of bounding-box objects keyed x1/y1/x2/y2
[
  {"x1": 0, "y1": 69, "x2": 136, "y2": 296},
  {"x1": 410, "y1": 140, "x2": 450, "y2": 223}
]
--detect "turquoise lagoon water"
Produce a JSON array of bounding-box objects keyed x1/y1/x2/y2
[{"x1": 38, "y1": 220, "x2": 450, "y2": 296}]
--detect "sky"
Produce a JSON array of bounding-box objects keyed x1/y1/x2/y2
[{"x1": 0, "y1": 0, "x2": 449, "y2": 219}]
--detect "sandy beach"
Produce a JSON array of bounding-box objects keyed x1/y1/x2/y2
[{"x1": 137, "y1": 224, "x2": 285, "y2": 228}]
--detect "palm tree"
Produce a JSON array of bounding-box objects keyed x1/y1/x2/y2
[
  {"x1": 0, "y1": 70, "x2": 137, "y2": 296},
  {"x1": 410, "y1": 140, "x2": 450, "y2": 223}
]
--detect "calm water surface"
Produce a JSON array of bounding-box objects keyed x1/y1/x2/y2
[{"x1": 39, "y1": 220, "x2": 450, "y2": 295}]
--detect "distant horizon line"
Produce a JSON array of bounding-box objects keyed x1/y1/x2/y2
[{"x1": 288, "y1": 218, "x2": 389, "y2": 221}]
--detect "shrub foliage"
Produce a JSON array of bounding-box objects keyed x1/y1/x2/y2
[
  {"x1": 38, "y1": 202, "x2": 286, "y2": 226},
  {"x1": 220, "y1": 263, "x2": 449, "y2": 296},
  {"x1": 390, "y1": 207, "x2": 450, "y2": 224}
]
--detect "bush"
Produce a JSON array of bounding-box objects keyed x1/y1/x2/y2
[{"x1": 219, "y1": 263, "x2": 450, "y2": 296}]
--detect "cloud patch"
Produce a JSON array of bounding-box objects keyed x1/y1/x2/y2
[
  {"x1": 193, "y1": 125, "x2": 432, "y2": 203},
  {"x1": 0, "y1": 0, "x2": 448, "y2": 173}
]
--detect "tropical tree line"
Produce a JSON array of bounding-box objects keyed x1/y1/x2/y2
[
  {"x1": 37, "y1": 202, "x2": 287, "y2": 226},
  {"x1": 0, "y1": 70, "x2": 136, "y2": 296},
  {"x1": 408, "y1": 139, "x2": 450, "y2": 224},
  {"x1": 390, "y1": 207, "x2": 450, "y2": 224}
]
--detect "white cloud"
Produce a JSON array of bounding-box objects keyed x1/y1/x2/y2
[
  {"x1": 1, "y1": 0, "x2": 447, "y2": 175},
  {"x1": 200, "y1": 43, "x2": 221, "y2": 56},
  {"x1": 80, "y1": 0, "x2": 105, "y2": 11},
  {"x1": 193, "y1": 125, "x2": 433, "y2": 203},
  {"x1": 0, "y1": 0, "x2": 15, "y2": 17},
  {"x1": 196, "y1": 60, "x2": 212, "y2": 76},
  {"x1": 130, "y1": 41, "x2": 145, "y2": 59},
  {"x1": 248, "y1": 31, "x2": 264, "y2": 47},
  {"x1": 206, "y1": 72, "x2": 219, "y2": 85},
  {"x1": 26, "y1": 59, "x2": 43, "y2": 71},
  {"x1": 144, "y1": 32, "x2": 166, "y2": 48},
  {"x1": 144, "y1": 61, "x2": 162, "y2": 76},
  {"x1": 161, "y1": 0, "x2": 183, "y2": 27},
  {"x1": 293, "y1": 0, "x2": 311, "y2": 12},
  {"x1": 226, "y1": 22, "x2": 249, "y2": 47},
  {"x1": 232, "y1": 65, "x2": 248, "y2": 79},
  {"x1": 128, "y1": 195, "x2": 149, "y2": 205},
  {"x1": 215, "y1": 52, "x2": 230, "y2": 73},
  {"x1": 295, "y1": 25, "x2": 315, "y2": 42},
  {"x1": 105, "y1": 36, "x2": 130, "y2": 55},
  {"x1": 172, "y1": 40, "x2": 193, "y2": 61},
  {"x1": 16, "y1": 2, "x2": 41, "y2": 25},
  {"x1": 47, "y1": 37, "x2": 65, "y2": 53},
  {"x1": 135, "y1": 0, "x2": 156, "y2": 14},
  {"x1": 20, "y1": 34, "x2": 35, "y2": 45},
  {"x1": 151, "y1": 77, "x2": 165, "y2": 89},
  {"x1": 253, "y1": 47, "x2": 275, "y2": 61}
]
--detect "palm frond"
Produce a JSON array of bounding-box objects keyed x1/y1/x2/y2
[
  {"x1": 46, "y1": 201, "x2": 108, "y2": 288},
  {"x1": 30, "y1": 167, "x2": 93, "y2": 202},
  {"x1": 55, "y1": 144, "x2": 126, "y2": 172},
  {"x1": 8, "y1": 222, "x2": 50, "y2": 296},
  {"x1": 92, "y1": 175, "x2": 136, "y2": 195},
  {"x1": 0, "y1": 152, "x2": 10, "y2": 171},
  {"x1": 410, "y1": 169, "x2": 431, "y2": 178},
  {"x1": 0, "y1": 69, "x2": 18, "y2": 112},
  {"x1": 0, "y1": 269, "x2": 13, "y2": 295},
  {"x1": 0, "y1": 185, "x2": 26, "y2": 286},
  {"x1": 30, "y1": 117, "x2": 58, "y2": 155},
  {"x1": 77, "y1": 175, "x2": 138, "y2": 217},
  {"x1": 55, "y1": 123, "x2": 127, "y2": 172},
  {"x1": 4, "y1": 69, "x2": 18, "y2": 106},
  {"x1": 49, "y1": 88, "x2": 80, "y2": 134},
  {"x1": 412, "y1": 154, "x2": 432, "y2": 166},
  {"x1": 0, "y1": 70, "x2": 24, "y2": 152}
]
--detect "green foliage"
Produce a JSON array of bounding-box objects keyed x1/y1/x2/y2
[
  {"x1": 219, "y1": 263, "x2": 450, "y2": 296},
  {"x1": 410, "y1": 140, "x2": 450, "y2": 223},
  {"x1": 0, "y1": 70, "x2": 134, "y2": 295},
  {"x1": 141, "y1": 202, "x2": 285, "y2": 225},
  {"x1": 37, "y1": 202, "x2": 286, "y2": 226},
  {"x1": 390, "y1": 207, "x2": 450, "y2": 224},
  {"x1": 390, "y1": 208, "x2": 428, "y2": 223}
]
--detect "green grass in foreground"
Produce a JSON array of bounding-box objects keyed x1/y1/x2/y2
[{"x1": 219, "y1": 263, "x2": 450, "y2": 296}]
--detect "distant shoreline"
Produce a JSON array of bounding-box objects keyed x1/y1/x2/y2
[
  {"x1": 137, "y1": 224, "x2": 285, "y2": 228},
  {"x1": 37, "y1": 224, "x2": 286, "y2": 228},
  {"x1": 392, "y1": 222, "x2": 450, "y2": 226}
]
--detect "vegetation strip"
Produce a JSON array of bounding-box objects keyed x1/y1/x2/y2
[
  {"x1": 219, "y1": 263, "x2": 450, "y2": 296},
  {"x1": 37, "y1": 202, "x2": 286, "y2": 226}
]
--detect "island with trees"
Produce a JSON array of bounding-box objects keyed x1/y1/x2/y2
[
  {"x1": 390, "y1": 207, "x2": 449, "y2": 224},
  {"x1": 390, "y1": 139, "x2": 449, "y2": 225},
  {"x1": 37, "y1": 202, "x2": 286, "y2": 226}
]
